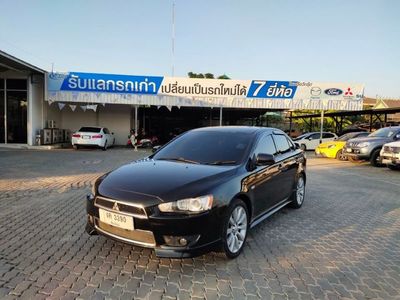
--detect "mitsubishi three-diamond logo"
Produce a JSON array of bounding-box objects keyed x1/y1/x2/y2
[
  {"x1": 345, "y1": 87, "x2": 353, "y2": 96},
  {"x1": 112, "y1": 202, "x2": 120, "y2": 211}
]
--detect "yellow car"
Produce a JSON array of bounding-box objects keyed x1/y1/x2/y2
[{"x1": 315, "y1": 131, "x2": 369, "y2": 160}]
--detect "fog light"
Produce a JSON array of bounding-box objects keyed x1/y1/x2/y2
[
  {"x1": 163, "y1": 235, "x2": 200, "y2": 247},
  {"x1": 88, "y1": 214, "x2": 94, "y2": 225}
]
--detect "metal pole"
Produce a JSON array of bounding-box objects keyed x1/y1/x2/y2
[
  {"x1": 171, "y1": 1, "x2": 175, "y2": 77},
  {"x1": 219, "y1": 107, "x2": 222, "y2": 126},
  {"x1": 134, "y1": 105, "x2": 138, "y2": 151},
  {"x1": 319, "y1": 110, "x2": 324, "y2": 144}
]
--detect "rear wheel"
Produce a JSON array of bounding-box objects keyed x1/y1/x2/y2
[
  {"x1": 370, "y1": 149, "x2": 383, "y2": 167},
  {"x1": 102, "y1": 140, "x2": 108, "y2": 151},
  {"x1": 289, "y1": 173, "x2": 305, "y2": 209},
  {"x1": 221, "y1": 199, "x2": 249, "y2": 258}
]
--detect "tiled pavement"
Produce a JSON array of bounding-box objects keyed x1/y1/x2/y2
[{"x1": 0, "y1": 148, "x2": 399, "y2": 299}]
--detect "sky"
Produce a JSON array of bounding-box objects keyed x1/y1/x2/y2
[{"x1": 0, "y1": 0, "x2": 399, "y2": 98}]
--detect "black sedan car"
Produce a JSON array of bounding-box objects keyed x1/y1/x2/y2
[{"x1": 86, "y1": 126, "x2": 306, "y2": 258}]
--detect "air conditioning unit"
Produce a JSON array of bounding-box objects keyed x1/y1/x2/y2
[
  {"x1": 47, "y1": 120, "x2": 56, "y2": 128},
  {"x1": 52, "y1": 129, "x2": 60, "y2": 144},
  {"x1": 63, "y1": 129, "x2": 71, "y2": 143},
  {"x1": 40, "y1": 129, "x2": 52, "y2": 145}
]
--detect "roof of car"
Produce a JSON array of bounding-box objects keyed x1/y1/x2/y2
[{"x1": 191, "y1": 126, "x2": 279, "y2": 134}]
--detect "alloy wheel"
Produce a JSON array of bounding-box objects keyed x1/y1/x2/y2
[
  {"x1": 296, "y1": 176, "x2": 305, "y2": 205},
  {"x1": 226, "y1": 206, "x2": 247, "y2": 254}
]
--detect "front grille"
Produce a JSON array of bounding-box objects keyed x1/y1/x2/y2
[
  {"x1": 96, "y1": 219, "x2": 156, "y2": 247},
  {"x1": 95, "y1": 196, "x2": 147, "y2": 218}
]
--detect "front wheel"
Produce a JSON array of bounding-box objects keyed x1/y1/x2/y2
[
  {"x1": 336, "y1": 149, "x2": 347, "y2": 161},
  {"x1": 388, "y1": 164, "x2": 400, "y2": 171},
  {"x1": 300, "y1": 144, "x2": 306, "y2": 151},
  {"x1": 289, "y1": 173, "x2": 306, "y2": 209},
  {"x1": 370, "y1": 149, "x2": 383, "y2": 167},
  {"x1": 221, "y1": 199, "x2": 249, "y2": 259}
]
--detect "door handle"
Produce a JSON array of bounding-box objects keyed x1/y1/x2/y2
[{"x1": 278, "y1": 163, "x2": 288, "y2": 171}]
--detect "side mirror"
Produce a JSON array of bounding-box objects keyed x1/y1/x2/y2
[
  {"x1": 294, "y1": 142, "x2": 300, "y2": 149},
  {"x1": 395, "y1": 133, "x2": 400, "y2": 140},
  {"x1": 256, "y1": 153, "x2": 275, "y2": 166}
]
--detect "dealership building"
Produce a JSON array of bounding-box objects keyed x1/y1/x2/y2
[{"x1": 0, "y1": 50, "x2": 366, "y2": 147}]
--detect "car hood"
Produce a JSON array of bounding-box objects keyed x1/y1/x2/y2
[
  {"x1": 97, "y1": 160, "x2": 238, "y2": 205},
  {"x1": 383, "y1": 141, "x2": 400, "y2": 147},
  {"x1": 347, "y1": 136, "x2": 391, "y2": 144},
  {"x1": 317, "y1": 141, "x2": 345, "y2": 148}
]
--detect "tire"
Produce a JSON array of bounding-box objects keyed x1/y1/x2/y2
[
  {"x1": 289, "y1": 173, "x2": 306, "y2": 209},
  {"x1": 370, "y1": 149, "x2": 383, "y2": 167},
  {"x1": 221, "y1": 199, "x2": 249, "y2": 259},
  {"x1": 73, "y1": 145, "x2": 79, "y2": 150},
  {"x1": 300, "y1": 144, "x2": 306, "y2": 151},
  {"x1": 388, "y1": 164, "x2": 400, "y2": 171},
  {"x1": 102, "y1": 140, "x2": 108, "y2": 151},
  {"x1": 336, "y1": 149, "x2": 346, "y2": 161}
]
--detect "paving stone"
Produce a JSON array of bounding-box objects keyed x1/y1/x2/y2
[{"x1": 0, "y1": 150, "x2": 399, "y2": 300}]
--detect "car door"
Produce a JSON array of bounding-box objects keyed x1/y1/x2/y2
[
  {"x1": 272, "y1": 134, "x2": 298, "y2": 202},
  {"x1": 247, "y1": 134, "x2": 282, "y2": 218},
  {"x1": 306, "y1": 133, "x2": 320, "y2": 149}
]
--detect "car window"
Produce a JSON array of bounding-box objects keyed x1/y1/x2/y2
[
  {"x1": 322, "y1": 133, "x2": 334, "y2": 138},
  {"x1": 309, "y1": 133, "x2": 320, "y2": 140},
  {"x1": 103, "y1": 128, "x2": 110, "y2": 134},
  {"x1": 369, "y1": 127, "x2": 399, "y2": 138},
  {"x1": 253, "y1": 134, "x2": 277, "y2": 156},
  {"x1": 79, "y1": 127, "x2": 101, "y2": 133},
  {"x1": 152, "y1": 130, "x2": 255, "y2": 165},
  {"x1": 273, "y1": 134, "x2": 291, "y2": 153}
]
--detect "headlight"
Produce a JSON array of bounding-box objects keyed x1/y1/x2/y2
[
  {"x1": 158, "y1": 195, "x2": 213, "y2": 213},
  {"x1": 328, "y1": 145, "x2": 336, "y2": 149},
  {"x1": 358, "y1": 142, "x2": 369, "y2": 148}
]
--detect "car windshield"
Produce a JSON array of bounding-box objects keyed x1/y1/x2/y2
[
  {"x1": 79, "y1": 127, "x2": 101, "y2": 133},
  {"x1": 369, "y1": 127, "x2": 398, "y2": 138},
  {"x1": 293, "y1": 133, "x2": 310, "y2": 140},
  {"x1": 152, "y1": 130, "x2": 254, "y2": 165}
]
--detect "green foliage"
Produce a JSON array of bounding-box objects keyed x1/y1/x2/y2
[{"x1": 187, "y1": 72, "x2": 230, "y2": 79}]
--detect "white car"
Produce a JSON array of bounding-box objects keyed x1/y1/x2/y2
[
  {"x1": 380, "y1": 141, "x2": 400, "y2": 170},
  {"x1": 293, "y1": 132, "x2": 338, "y2": 150},
  {"x1": 72, "y1": 126, "x2": 115, "y2": 150}
]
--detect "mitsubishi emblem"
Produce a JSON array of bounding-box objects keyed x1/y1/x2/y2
[{"x1": 112, "y1": 202, "x2": 120, "y2": 211}]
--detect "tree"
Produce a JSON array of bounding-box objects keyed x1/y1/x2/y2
[{"x1": 187, "y1": 72, "x2": 230, "y2": 79}]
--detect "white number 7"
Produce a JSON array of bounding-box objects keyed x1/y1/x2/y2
[{"x1": 252, "y1": 80, "x2": 266, "y2": 97}]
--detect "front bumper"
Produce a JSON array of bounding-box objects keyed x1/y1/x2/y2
[
  {"x1": 380, "y1": 152, "x2": 400, "y2": 165},
  {"x1": 86, "y1": 195, "x2": 223, "y2": 258},
  {"x1": 343, "y1": 147, "x2": 370, "y2": 160}
]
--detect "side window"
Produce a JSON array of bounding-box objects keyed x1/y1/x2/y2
[
  {"x1": 253, "y1": 134, "x2": 277, "y2": 156},
  {"x1": 309, "y1": 133, "x2": 320, "y2": 140},
  {"x1": 273, "y1": 134, "x2": 291, "y2": 154},
  {"x1": 323, "y1": 133, "x2": 333, "y2": 138},
  {"x1": 103, "y1": 128, "x2": 110, "y2": 134}
]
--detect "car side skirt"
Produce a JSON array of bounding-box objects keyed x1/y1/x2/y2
[{"x1": 250, "y1": 199, "x2": 292, "y2": 229}]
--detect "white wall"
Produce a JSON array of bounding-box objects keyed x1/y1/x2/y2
[{"x1": 54, "y1": 104, "x2": 131, "y2": 145}]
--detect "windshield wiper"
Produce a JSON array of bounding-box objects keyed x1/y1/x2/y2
[
  {"x1": 157, "y1": 157, "x2": 200, "y2": 164},
  {"x1": 205, "y1": 160, "x2": 237, "y2": 165}
]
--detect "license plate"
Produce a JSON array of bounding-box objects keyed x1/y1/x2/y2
[
  {"x1": 82, "y1": 135, "x2": 90, "y2": 139},
  {"x1": 99, "y1": 208, "x2": 134, "y2": 230},
  {"x1": 346, "y1": 148, "x2": 352, "y2": 153}
]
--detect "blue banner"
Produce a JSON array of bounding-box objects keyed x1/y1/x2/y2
[
  {"x1": 247, "y1": 80, "x2": 298, "y2": 98},
  {"x1": 50, "y1": 72, "x2": 164, "y2": 95}
]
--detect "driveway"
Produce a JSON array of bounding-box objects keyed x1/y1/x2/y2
[{"x1": 0, "y1": 148, "x2": 399, "y2": 299}]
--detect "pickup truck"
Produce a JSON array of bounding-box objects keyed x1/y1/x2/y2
[
  {"x1": 343, "y1": 126, "x2": 400, "y2": 166},
  {"x1": 380, "y1": 141, "x2": 400, "y2": 170}
]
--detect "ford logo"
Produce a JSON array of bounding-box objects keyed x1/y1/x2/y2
[{"x1": 324, "y1": 88, "x2": 343, "y2": 96}]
